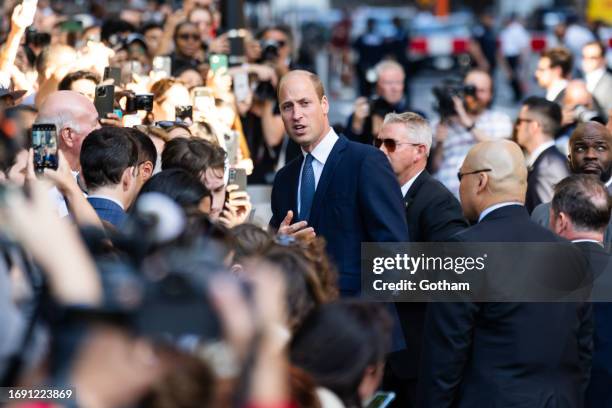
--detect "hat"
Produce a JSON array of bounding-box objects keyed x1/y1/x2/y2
[{"x1": 0, "y1": 88, "x2": 27, "y2": 101}]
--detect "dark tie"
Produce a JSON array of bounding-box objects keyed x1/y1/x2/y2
[{"x1": 299, "y1": 153, "x2": 315, "y2": 221}]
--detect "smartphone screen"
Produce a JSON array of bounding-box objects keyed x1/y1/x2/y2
[
  {"x1": 152, "y1": 56, "x2": 172, "y2": 78},
  {"x1": 192, "y1": 87, "x2": 215, "y2": 121},
  {"x1": 365, "y1": 392, "x2": 396, "y2": 408},
  {"x1": 224, "y1": 131, "x2": 239, "y2": 166},
  {"x1": 175, "y1": 105, "x2": 193, "y2": 122},
  {"x1": 32, "y1": 124, "x2": 58, "y2": 173},
  {"x1": 209, "y1": 54, "x2": 228, "y2": 74},
  {"x1": 232, "y1": 71, "x2": 250, "y2": 102}
]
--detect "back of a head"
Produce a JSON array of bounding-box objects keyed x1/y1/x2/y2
[
  {"x1": 36, "y1": 44, "x2": 77, "y2": 78},
  {"x1": 126, "y1": 127, "x2": 158, "y2": 169},
  {"x1": 542, "y1": 47, "x2": 573, "y2": 78},
  {"x1": 162, "y1": 137, "x2": 225, "y2": 178},
  {"x1": 564, "y1": 80, "x2": 593, "y2": 108},
  {"x1": 290, "y1": 302, "x2": 385, "y2": 407},
  {"x1": 36, "y1": 90, "x2": 93, "y2": 131},
  {"x1": 523, "y1": 96, "x2": 562, "y2": 137},
  {"x1": 138, "y1": 169, "x2": 210, "y2": 209},
  {"x1": 81, "y1": 127, "x2": 138, "y2": 190},
  {"x1": 465, "y1": 139, "x2": 528, "y2": 199},
  {"x1": 58, "y1": 70, "x2": 101, "y2": 91},
  {"x1": 552, "y1": 174, "x2": 611, "y2": 233},
  {"x1": 230, "y1": 223, "x2": 273, "y2": 262}
]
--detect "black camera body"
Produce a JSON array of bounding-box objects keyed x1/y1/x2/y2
[
  {"x1": 125, "y1": 93, "x2": 154, "y2": 114},
  {"x1": 259, "y1": 39, "x2": 281, "y2": 63},
  {"x1": 432, "y1": 80, "x2": 477, "y2": 118},
  {"x1": 25, "y1": 28, "x2": 51, "y2": 48}
]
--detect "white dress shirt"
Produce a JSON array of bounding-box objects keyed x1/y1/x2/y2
[
  {"x1": 526, "y1": 141, "x2": 556, "y2": 168},
  {"x1": 478, "y1": 202, "x2": 524, "y2": 223},
  {"x1": 296, "y1": 128, "x2": 339, "y2": 214},
  {"x1": 401, "y1": 170, "x2": 424, "y2": 197},
  {"x1": 546, "y1": 80, "x2": 568, "y2": 102},
  {"x1": 585, "y1": 67, "x2": 606, "y2": 93}
]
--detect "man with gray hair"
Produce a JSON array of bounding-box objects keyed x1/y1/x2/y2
[{"x1": 376, "y1": 112, "x2": 467, "y2": 408}]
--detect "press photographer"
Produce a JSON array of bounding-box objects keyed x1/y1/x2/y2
[{"x1": 430, "y1": 69, "x2": 513, "y2": 197}]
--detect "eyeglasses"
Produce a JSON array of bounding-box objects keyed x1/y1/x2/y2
[
  {"x1": 516, "y1": 117, "x2": 534, "y2": 125},
  {"x1": 373, "y1": 138, "x2": 422, "y2": 153},
  {"x1": 178, "y1": 33, "x2": 200, "y2": 41},
  {"x1": 457, "y1": 168, "x2": 492, "y2": 181}
]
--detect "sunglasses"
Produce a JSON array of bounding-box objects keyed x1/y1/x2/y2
[
  {"x1": 373, "y1": 138, "x2": 421, "y2": 153},
  {"x1": 178, "y1": 33, "x2": 200, "y2": 41},
  {"x1": 457, "y1": 168, "x2": 492, "y2": 181}
]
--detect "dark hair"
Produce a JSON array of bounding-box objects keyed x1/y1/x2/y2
[
  {"x1": 140, "y1": 22, "x2": 164, "y2": 35},
  {"x1": 58, "y1": 70, "x2": 101, "y2": 91},
  {"x1": 173, "y1": 21, "x2": 199, "y2": 43},
  {"x1": 552, "y1": 174, "x2": 611, "y2": 232},
  {"x1": 230, "y1": 223, "x2": 273, "y2": 262},
  {"x1": 290, "y1": 302, "x2": 391, "y2": 407},
  {"x1": 101, "y1": 18, "x2": 136, "y2": 44},
  {"x1": 522, "y1": 96, "x2": 562, "y2": 136},
  {"x1": 126, "y1": 127, "x2": 158, "y2": 169},
  {"x1": 138, "y1": 169, "x2": 211, "y2": 209},
  {"x1": 541, "y1": 47, "x2": 573, "y2": 78},
  {"x1": 583, "y1": 40, "x2": 606, "y2": 58},
  {"x1": 80, "y1": 127, "x2": 139, "y2": 190},
  {"x1": 162, "y1": 137, "x2": 225, "y2": 178},
  {"x1": 259, "y1": 24, "x2": 293, "y2": 44}
]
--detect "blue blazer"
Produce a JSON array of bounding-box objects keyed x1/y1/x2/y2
[
  {"x1": 270, "y1": 135, "x2": 409, "y2": 293},
  {"x1": 87, "y1": 197, "x2": 127, "y2": 228}
]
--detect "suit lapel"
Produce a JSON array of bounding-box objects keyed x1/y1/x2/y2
[
  {"x1": 309, "y1": 136, "x2": 348, "y2": 227},
  {"x1": 404, "y1": 171, "x2": 428, "y2": 209}
]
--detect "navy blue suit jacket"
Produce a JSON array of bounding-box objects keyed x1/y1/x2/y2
[
  {"x1": 270, "y1": 135, "x2": 409, "y2": 293},
  {"x1": 87, "y1": 197, "x2": 126, "y2": 228}
]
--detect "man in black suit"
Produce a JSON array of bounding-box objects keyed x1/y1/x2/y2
[
  {"x1": 418, "y1": 139, "x2": 593, "y2": 407},
  {"x1": 377, "y1": 112, "x2": 468, "y2": 406},
  {"x1": 531, "y1": 122, "x2": 612, "y2": 241},
  {"x1": 516, "y1": 96, "x2": 570, "y2": 212},
  {"x1": 270, "y1": 70, "x2": 409, "y2": 295},
  {"x1": 535, "y1": 47, "x2": 573, "y2": 104},
  {"x1": 550, "y1": 175, "x2": 612, "y2": 408}
]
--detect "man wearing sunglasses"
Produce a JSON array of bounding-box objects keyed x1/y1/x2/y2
[
  {"x1": 419, "y1": 139, "x2": 592, "y2": 408},
  {"x1": 376, "y1": 112, "x2": 467, "y2": 407}
]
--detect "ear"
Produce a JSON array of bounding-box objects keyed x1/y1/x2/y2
[
  {"x1": 476, "y1": 172, "x2": 488, "y2": 193},
  {"x1": 141, "y1": 161, "x2": 154, "y2": 181},
  {"x1": 321, "y1": 95, "x2": 329, "y2": 115},
  {"x1": 121, "y1": 167, "x2": 134, "y2": 191},
  {"x1": 60, "y1": 127, "x2": 73, "y2": 148}
]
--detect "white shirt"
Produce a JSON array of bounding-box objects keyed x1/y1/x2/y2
[
  {"x1": 87, "y1": 194, "x2": 125, "y2": 210},
  {"x1": 606, "y1": 177, "x2": 612, "y2": 189},
  {"x1": 572, "y1": 239, "x2": 603, "y2": 245},
  {"x1": 546, "y1": 80, "x2": 568, "y2": 102},
  {"x1": 526, "y1": 141, "x2": 556, "y2": 168},
  {"x1": 296, "y1": 128, "x2": 339, "y2": 214},
  {"x1": 500, "y1": 21, "x2": 530, "y2": 57},
  {"x1": 401, "y1": 170, "x2": 425, "y2": 197},
  {"x1": 585, "y1": 67, "x2": 606, "y2": 93},
  {"x1": 52, "y1": 170, "x2": 83, "y2": 217},
  {"x1": 478, "y1": 202, "x2": 524, "y2": 223}
]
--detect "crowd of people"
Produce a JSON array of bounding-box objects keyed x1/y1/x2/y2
[{"x1": 0, "y1": 0, "x2": 611, "y2": 407}]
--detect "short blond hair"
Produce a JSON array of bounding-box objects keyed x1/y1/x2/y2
[{"x1": 382, "y1": 112, "x2": 432, "y2": 156}]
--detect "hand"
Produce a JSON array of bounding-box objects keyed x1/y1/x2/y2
[
  {"x1": 42, "y1": 150, "x2": 79, "y2": 196},
  {"x1": 219, "y1": 184, "x2": 252, "y2": 228},
  {"x1": 165, "y1": 9, "x2": 186, "y2": 30},
  {"x1": 11, "y1": 0, "x2": 37, "y2": 32},
  {"x1": 353, "y1": 97, "x2": 370, "y2": 121},
  {"x1": 208, "y1": 34, "x2": 230, "y2": 54},
  {"x1": 451, "y1": 96, "x2": 472, "y2": 129},
  {"x1": 250, "y1": 64, "x2": 278, "y2": 86},
  {"x1": 277, "y1": 210, "x2": 315, "y2": 242},
  {"x1": 99, "y1": 112, "x2": 122, "y2": 127},
  {"x1": 435, "y1": 122, "x2": 449, "y2": 144},
  {"x1": 208, "y1": 67, "x2": 233, "y2": 99},
  {"x1": 235, "y1": 158, "x2": 254, "y2": 176}
]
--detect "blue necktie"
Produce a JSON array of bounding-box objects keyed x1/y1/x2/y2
[{"x1": 299, "y1": 154, "x2": 315, "y2": 221}]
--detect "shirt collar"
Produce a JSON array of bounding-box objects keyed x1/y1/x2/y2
[
  {"x1": 527, "y1": 140, "x2": 556, "y2": 167},
  {"x1": 87, "y1": 194, "x2": 125, "y2": 210},
  {"x1": 301, "y1": 127, "x2": 339, "y2": 165},
  {"x1": 478, "y1": 202, "x2": 524, "y2": 223},
  {"x1": 546, "y1": 79, "x2": 568, "y2": 101},
  {"x1": 572, "y1": 239, "x2": 604, "y2": 246},
  {"x1": 401, "y1": 169, "x2": 424, "y2": 197},
  {"x1": 605, "y1": 176, "x2": 612, "y2": 188}
]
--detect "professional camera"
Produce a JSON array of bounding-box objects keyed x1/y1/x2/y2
[
  {"x1": 259, "y1": 39, "x2": 282, "y2": 64},
  {"x1": 25, "y1": 27, "x2": 51, "y2": 48},
  {"x1": 573, "y1": 105, "x2": 606, "y2": 124},
  {"x1": 124, "y1": 93, "x2": 154, "y2": 114},
  {"x1": 253, "y1": 80, "x2": 277, "y2": 101},
  {"x1": 432, "y1": 79, "x2": 477, "y2": 118}
]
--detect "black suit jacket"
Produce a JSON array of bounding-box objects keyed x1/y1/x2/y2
[
  {"x1": 580, "y1": 241, "x2": 612, "y2": 408},
  {"x1": 270, "y1": 135, "x2": 409, "y2": 293},
  {"x1": 418, "y1": 205, "x2": 593, "y2": 408},
  {"x1": 526, "y1": 145, "x2": 570, "y2": 213}
]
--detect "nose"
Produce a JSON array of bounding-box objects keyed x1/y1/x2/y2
[
  {"x1": 584, "y1": 147, "x2": 598, "y2": 159},
  {"x1": 292, "y1": 105, "x2": 303, "y2": 121}
]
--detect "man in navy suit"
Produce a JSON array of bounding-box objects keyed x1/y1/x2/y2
[
  {"x1": 549, "y1": 175, "x2": 612, "y2": 408},
  {"x1": 270, "y1": 70, "x2": 409, "y2": 295},
  {"x1": 418, "y1": 140, "x2": 593, "y2": 408},
  {"x1": 80, "y1": 127, "x2": 140, "y2": 228}
]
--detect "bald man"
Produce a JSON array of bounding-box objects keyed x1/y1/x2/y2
[
  {"x1": 418, "y1": 140, "x2": 593, "y2": 408},
  {"x1": 36, "y1": 91, "x2": 100, "y2": 215}
]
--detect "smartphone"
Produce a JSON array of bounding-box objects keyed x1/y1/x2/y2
[
  {"x1": 60, "y1": 20, "x2": 83, "y2": 33},
  {"x1": 94, "y1": 85, "x2": 115, "y2": 118},
  {"x1": 209, "y1": 54, "x2": 228, "y2": 74},
  {"x1": 31, "y1": 124, "x2": 58, "y2": 173},
  {"x1": 175, "y1": 105, "x2": 193, "y2": 122},
  {"x1": 103, "y1": 66, "x2": 122, "y2": 86},
  {"x1": 232, "y1": 71, "x2": 250, "y2": 102},
  {"x1": 228, "y1": 168, "x2": 247, "y2": 192},
  {"x1": 192, "y1": 86, "x2": 215, "y2": 121},
  {"x1": 152, "y1": 56, "x2": 172, "y2": 78},
  {"x1": 365, "y1": 392, "x2": 396, "y2": 408},
  {"x1": 224, "y1": 131, "x2": 239, "y2": 166}
]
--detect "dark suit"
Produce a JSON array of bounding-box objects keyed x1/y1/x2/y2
[
  {"x1": 552, "y1": 88, "x2": 566, "y2": 105},
  {"x1": 87, "y1": 197, "x2": 126, "y2": 228},
  {"x1": 418, "y1": 205, "x2": 593, "y2": 408},
  {"x1": 579, "y1": 241, "x2": 612, "y2": 408},
  {"x1": 591, "y1": 71, "x2": 612, "y2": 114},
  {"x1": 386, "y1": 171, "x2": 468, "y2": 407},
  {"x1": 270, "y1": 134, "x2": 409, "y2": 293},
  {"x1": 526, "y1": 145, "x2": 570, "y2": 213}
]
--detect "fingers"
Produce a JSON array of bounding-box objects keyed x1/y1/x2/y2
[
  {"x1": 25, "y1": 148, "x2": 36, "y2": 182},
  {"x1": 293, "y1": 227, "x2": 316, "y2": 241},
  {"x1": 279, "y1": 220, "x2": 309, "y2": 236},
  {"x1": 280, "y1": 210, "x2": 293, "y2": 227}
]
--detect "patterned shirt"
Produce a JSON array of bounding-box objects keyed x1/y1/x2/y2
[{"x1": 434, "y1": 110, "x2": 513, "y2": 197}]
